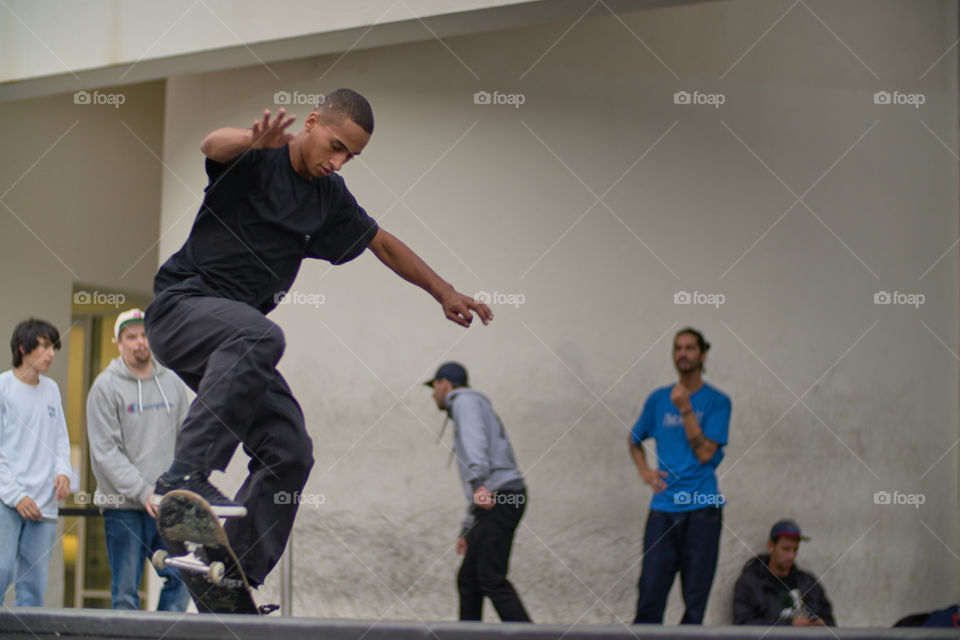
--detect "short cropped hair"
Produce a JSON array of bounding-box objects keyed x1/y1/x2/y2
[
  {"x1": 11, "y1": 318, "x2": 61, "y2": 368},
  {"x1": 316, "y1": 88, "x2": 374, "y2": 134}
]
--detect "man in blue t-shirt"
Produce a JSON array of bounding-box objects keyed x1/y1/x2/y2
[{"x1": 628, "y1": 327, "x2": 731, "y2": 624}]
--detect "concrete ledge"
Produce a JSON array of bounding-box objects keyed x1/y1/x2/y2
[
  {"x1": 1, "y1": 609, "x2": 957, "y2": 640},
  {"x1": 0, "y1": 0, "x2": 715, "y2": 102}
]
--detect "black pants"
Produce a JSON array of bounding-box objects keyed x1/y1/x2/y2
[
  {"x1": 457, "y1": 489, "x2": 531, "y2": 622},
  {"x1": 145, "y1": 293, "x2": 314, "y2": 586},
  {"x1": 633, "y1": 506, "x2": 722, "y2": 624}
]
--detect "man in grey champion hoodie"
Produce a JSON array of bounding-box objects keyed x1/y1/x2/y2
[
  {"x1": 427, "y1": 362, "x2": 531, "y2": 622},
  {"x1": 85, "y1": 309, "x2": 190, "y2": 611}
]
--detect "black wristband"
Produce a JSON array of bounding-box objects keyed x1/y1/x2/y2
[{"x1": 681, "y1": 409, "x2": 693, "y2": 417}]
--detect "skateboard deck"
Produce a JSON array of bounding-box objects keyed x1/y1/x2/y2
[{"x1": 154, "y1": 490, "x2": 258, "y2": 614}]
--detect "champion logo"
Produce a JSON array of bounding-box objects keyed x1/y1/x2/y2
[{"x1": 126, "y1": 401, "x2": 170, "y2": 414}]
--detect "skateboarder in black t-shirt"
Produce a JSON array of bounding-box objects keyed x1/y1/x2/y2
[{"x1": 146, "y1": 89, "x2": 493, "y2": 589}]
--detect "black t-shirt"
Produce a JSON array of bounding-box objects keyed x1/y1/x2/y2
[{"x1": 154, "y1": 145, "x2": 379, "y2": 314}]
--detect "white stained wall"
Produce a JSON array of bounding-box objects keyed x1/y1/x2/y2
[{"x1": 157, "y1": 0, "x2": 959, "y2": 626}]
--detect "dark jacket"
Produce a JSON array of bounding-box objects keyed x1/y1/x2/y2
[{"x1": 733, "y1": 554, "x2": 836, "y2": 626}]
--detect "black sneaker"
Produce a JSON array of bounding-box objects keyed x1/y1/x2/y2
[{"x1": 151, "y1": 471, "x2": 247, "y2": 518}]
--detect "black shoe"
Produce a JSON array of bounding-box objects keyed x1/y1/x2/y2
[{"x1": 151, "y1": 471, "x2": 247, "y2": 518}]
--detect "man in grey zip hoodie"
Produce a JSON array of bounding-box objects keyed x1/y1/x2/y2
[
  {"x1": 85, "y1": 309, "x2": 190, "y2": 611},
  {"x1": 427, "y1": 362, "x2": 531, "y2": 622}
]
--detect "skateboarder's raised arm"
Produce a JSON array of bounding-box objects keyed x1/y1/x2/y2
[
  {"x1": 367, "y1": 228, "x2": 494, "y2": 328},
  {"x1": 200, "y1": 109, "x2": 297, "y2": 163}
]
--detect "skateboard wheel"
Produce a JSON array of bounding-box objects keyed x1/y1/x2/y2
[
  {"x1": 151, "y1": 550, "x2": 169, "y2": 571},
  {"x1": 207, "y1": 561, "x2": 225, "y2": 584}
]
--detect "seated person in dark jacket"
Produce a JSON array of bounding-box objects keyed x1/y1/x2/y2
[{"x1": 733, "y1": 519, "x2": 836, "y2": 627}]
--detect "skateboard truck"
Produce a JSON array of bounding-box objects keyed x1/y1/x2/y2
[{"x1": 153, "y1": 543, "x2": 226, "y2": 584}]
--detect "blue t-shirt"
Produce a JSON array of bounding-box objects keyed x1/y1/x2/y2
[{"x1": 630, "y1": 381, "x2": 731, "y2": 512}]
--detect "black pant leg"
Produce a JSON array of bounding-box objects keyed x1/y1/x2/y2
[
  {"x1": 458, "y1": 519, "x2": 484, "y2": 621},
  {"x1": 634, "y1": 510, "x2": 682, "y2": 624},
  {"x1": 222, "y1": 373, "x2": 314, "y2": 586},
  {"x1": 145, "y1": 294, "x2": 286, "y2": 471},
  {"x1": 678, "y1": 506, "x2": 722, "y2": 624},
  {"x1": 473, "y1": 490, "x2": 531, "y2": 622}
]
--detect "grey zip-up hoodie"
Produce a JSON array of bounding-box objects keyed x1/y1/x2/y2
[
  {"x1": 86, "y1": 356, "x2": 188, "y2": 510},
  {"x1": 445, "y1": 388, "x2": 525, "y2": 535}
]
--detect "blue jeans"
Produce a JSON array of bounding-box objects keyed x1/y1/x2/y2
[
  {"x1": 634, "y1": 506, "x2": 722, "y2": 624},
  {"x1": 103, "y1": 509, "x2": 189, "y2": 611},
  {"x1": 0, "y1": 503, "x2": 57, "y2": 606}
]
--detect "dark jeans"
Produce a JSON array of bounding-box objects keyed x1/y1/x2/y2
[
  {"x1": 634, "y1": 506, "x2": 722, "y2": 625},
  {"x1": 145, "y1": 292, "x2": 314, "y2": 586},
  {"x1": 103, "y1": 509, "x2": 189, "y2": 611},
  {"x1": 458, "y1": 489, "x2": 531, "y2": 622}
]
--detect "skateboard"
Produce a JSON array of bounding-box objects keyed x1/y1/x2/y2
[{"x1": 153, "y1": 490, "x2": 259, "y2": 614}]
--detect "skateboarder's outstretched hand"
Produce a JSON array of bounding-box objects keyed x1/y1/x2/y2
[
  {"x1": 251, "y1": 109, "x2": 296, "y2": 149},
  {"x1": 441, "y1": 290, "x2": 493, "y2": 328}
]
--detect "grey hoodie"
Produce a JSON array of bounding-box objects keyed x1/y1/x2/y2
[
  {"x1": 86, "y1": 356, "x2": 188, "y2": 510},
  {"x1": 445, "y1": 388, "x2": 525, "y2": 535}
]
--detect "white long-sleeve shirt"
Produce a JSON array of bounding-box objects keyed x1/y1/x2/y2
[{"x1": 0, "y1": 370, "x2": 72, "y2": 519}]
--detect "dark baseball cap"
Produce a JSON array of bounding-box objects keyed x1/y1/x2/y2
[
  {"x1": 424, "y1": 362, "x2": 469, "y2": 387},
  {"x1": 770, "y1": 519, "x2": 810, "y2": 541}
]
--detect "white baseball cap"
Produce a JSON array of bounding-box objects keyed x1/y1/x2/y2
[{"x1": 114, "y1": 309, "x2": 145, "y2": 340}]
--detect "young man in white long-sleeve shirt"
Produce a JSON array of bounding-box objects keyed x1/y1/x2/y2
[
  {"x1": 0, "y1": 319, "x2": 71, "y2": 606},
  {"x1": 86, "y1": 309, "x2": 190, "y2": 611}
]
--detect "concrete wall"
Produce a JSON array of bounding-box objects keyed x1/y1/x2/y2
[{"x1": 161, "y1": 0, "x2": 956, "y2": 627}]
